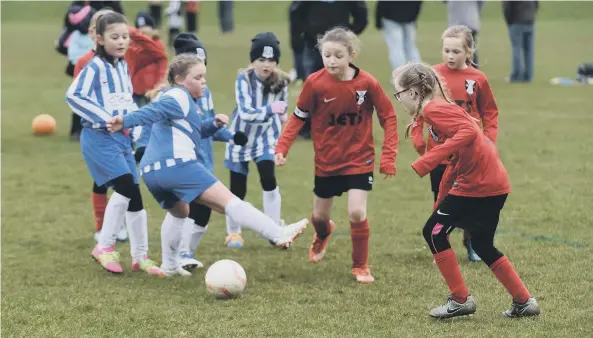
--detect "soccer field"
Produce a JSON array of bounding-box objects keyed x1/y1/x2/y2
[{"x1": 2, "y1": 1, "x2": 593, "y2": 337}]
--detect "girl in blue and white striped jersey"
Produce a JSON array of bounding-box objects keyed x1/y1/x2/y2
[
  {"x1": 107, "y1": 54, "x2": 308, "y2": 277},
  {"x1": 65, "y1": 12, "x2": 162, "y2": 277},
  {"x1": 224, "y1": 32, "x2": 290, "y2": 248},
  {"x1": 134, "y1": 33, "x2": 249, "y2": 271}
]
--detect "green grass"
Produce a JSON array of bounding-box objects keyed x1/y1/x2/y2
[{"x1": 2, "y1": 1, "x2": 593, "y2": 337}]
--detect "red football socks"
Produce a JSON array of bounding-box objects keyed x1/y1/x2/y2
[
  {"x1": 434, "y1": 249, "x2": 469, "y2": 303},
  {"x1": 490, "y1": 256, "x2": 531, "y2": 304}
]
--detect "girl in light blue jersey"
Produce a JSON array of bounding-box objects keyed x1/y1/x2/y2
[
  {"x1": 224, "y1": 32, "x2": 290, "y2": 248},
  {"x1": 108, "y1": 54, "x2": 308, "y2": 277},
  {"x1": 135, "y1": 33, "x2": 249, "y2": 270},
  {"x1": 65, "y1": 12, "x2": 162, "y2": 277}
]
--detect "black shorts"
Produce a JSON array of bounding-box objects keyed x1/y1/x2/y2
[
  {"x1": 433, "y1": 193, "x2": 508, "y2": 234},
  {"x1": 429, "y1": 164, "x2": 447, "y2": 193},
  {"x1": 314, "y1": 172, "x2": 373, "y2": 199}
]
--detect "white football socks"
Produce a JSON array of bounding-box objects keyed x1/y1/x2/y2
[
  {"x1": 98, "y1": 192, "x2": 130, "y2": 249},
  {"x1": 179, "y1": 218, "x2": 208, "y2": 254},
  {"x1": 224, "y1": 197, "x2": 281, "y2": 241},
  {"x1": 125, "y1": 209, "x2": 148, "y2": 260},
  {"x1": 263, "y1": 186, "x2": 282, "y2": 225},
  {"x1": 161, "y1": 212, "x2": 186, "y2": 270}
]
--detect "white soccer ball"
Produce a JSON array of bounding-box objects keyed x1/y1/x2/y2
[{"x1": 205, "y1": 259, "x2": 247, "y2": 298}]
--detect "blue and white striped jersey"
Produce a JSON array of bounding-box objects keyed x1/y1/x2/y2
[
  {"x1": 133, "y1": 86, "x2": 233, "y2": 171},
  {"x1": 66, "y1": 56, "x2": 138, "y2": 129},
  {"x1": 122, "y1": 86, "x2": 221, "y2": 168},
  {"x1": 196, "y1": 86, "x2": 233, "y2": 171},
  {"x1": 225, "y1": 71, "x2": 287, "y2": 163}
]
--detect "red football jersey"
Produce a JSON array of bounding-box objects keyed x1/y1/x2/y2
[
  {"x1": 276, "y1": 66, "x2": 398, "y2": 177},
  {"x1": 74, "y1": 50, "x2": 94, "y2": 78},
  {"x1": 411, "y1": 100, "x2": 510, "y2": 198},
  {"x1": 411, "y1": 64, "x2": 498, "y2": 155}
]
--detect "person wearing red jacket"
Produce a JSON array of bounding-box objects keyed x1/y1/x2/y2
[
  {"x1": 275, "y1": 27, "x2": 398, "y2": 284},
  {"x1": 73, "y1": 9, "x2": 167, "y2": 243},
  {"x1": 393, "y1": 62, "x2": 539, "y2": 319},
  {"x1": 129, "y1": 12, "x2": 168, "y2": 107},
  {"x1": 410, "y1": 25, "x2": 499, "y2": 262}
]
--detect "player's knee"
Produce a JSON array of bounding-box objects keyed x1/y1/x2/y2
[
  {"x1": 312, "y1": 209, "x2": 331, "y2": 223},
  {"x1": 422, "y1": 221, "x2": 435, "y2": 244},
  {"x1": 93, "y1": 182, "x2": 107, "y2": 194},
  {"x1": 260, "y1": 175, "x2": 277, "y2": 191},
  {"x1": 127, "y1": 186, "x2": 144, "y2": 212},
  {"x1": 471, "y1": 237, "x2": 503, "y2": 266},
  {"x1": 189, "y1": 203, "x2": 211, "y2": 226},
  {"x1": 111, "y1": 174, "x2": 143, "y2": 211},
  {"x1": 230, "y1": 172, "x2": 247, "y2": 200},
  {"x1": 170, "y1": 202, "x2": 189, "y2": 218},
  {"x1": 112, "y1": 174, "x2": 136, "y2": 197},
  {"x1": 422, "y1": 217, "x2": 448, "y2": 249},
  {"x1": 257, "y1": 161, "x2": 277, "y2": 191},
  {"x1": 348, "y1": 207, "x2": 366, "y2": 223}
]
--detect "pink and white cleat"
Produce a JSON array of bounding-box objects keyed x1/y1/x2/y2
[
  {"x1": 91, "y1": 244, "x2": 123, "y2": 274},
  {"x1": 132, "y1": 256, "x2": 165, "y2": 277}
]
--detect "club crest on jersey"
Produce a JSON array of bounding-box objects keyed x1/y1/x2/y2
[
  {"x1": 428, "y1": 125, "x2": 439, "y2": 142},
  {"x1": 196, "y1": 48, "x2": 206, "y2": 59},
  {"x1": 465, "y1": 80, "x2": 476, "y2": 95},
  {"x1": 356, "y1": 90, "x2": 367, "y2": 105},
  {"x1": 262, "y1": 46, "x2": 274, "y2": 59}
]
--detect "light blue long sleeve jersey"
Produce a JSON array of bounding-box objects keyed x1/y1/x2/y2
[
  {"x1": 225, "y1": 71, "x2": 287, "y2": 163},
  {"x1": 134, "y1": 86, "x2": 233, "y2": 171},
  {"x1": 122, "y1": 86, "x2": 222, "y2": 170}
]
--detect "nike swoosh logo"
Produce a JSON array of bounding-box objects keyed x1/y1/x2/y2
[
  {"x1": 436, "y1": 210, "x2": 449, "y2": 216},
  {"x1": 446, "y1": 306, "x2": 461, "y2": 314},
  {"x1": 324, "y1": 97, "x2": 336, "y2": 103}
]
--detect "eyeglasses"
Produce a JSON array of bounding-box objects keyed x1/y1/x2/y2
[{"x1": 394, "y1": 88, "x2": 411, "y2": 102}]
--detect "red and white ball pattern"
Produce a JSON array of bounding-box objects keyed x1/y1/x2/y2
[{"x1": 205, "y1": 259, "x2": 247, "y2": 298}]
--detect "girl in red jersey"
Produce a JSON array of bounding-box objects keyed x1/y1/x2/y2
[
  {"x1": 275, "y1": 27, "x2": 398, "y2": 284},
  {"x1": 411, "y1": 25, "x2": 499, "y2": 262},
  {"x1": 394, "y1": 62, "x2": 539, "y2": 319}
]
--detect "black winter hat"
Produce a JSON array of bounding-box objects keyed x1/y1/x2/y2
[
  {"x1": 250, "y1": 32, "x2": 280, "y2": 64},
  {"x1": 135, "y1": 12, "x2": 155, "y2": 29},
  {"x1": 173, "y1": 33, "x2": 207, "y2": 64}
]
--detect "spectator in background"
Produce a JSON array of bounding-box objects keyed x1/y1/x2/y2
[
  {"x1": 290, "y1": 0, "x2": 368, "y2": 139},
  {"x1": 218, "y1": 0, "x2": 234, "y2": 34},
  {"x1": 131, "y1": 12, "x2": 168, "y2": 108},
  {"x1": 165, "y1": 1, "x2": 233, "y2": 45},
  {"x1": 148, "y1": 0, "x2": 163, "y2": 28},
  {"x1": 65, "y1": 4, "x2": 96, "y2": 141},
  {"x1": 446, "y1": 0, "x2": 482, "y2": 68},
  {"x1": 165, "y1": 0, "x2": 198, "y2": 46},
  {"x1": 288, "y1": 1, "x2": 307, "y2": 84},
  {"x1": 86, "y1": 1, "x2": 124, "y2": 14},
  {"x1": 376, "y1": 1, "x2": 423, "y2": 73},
  {"x1": 503, "y1": 1, "x2": 538, "y2": 83}
]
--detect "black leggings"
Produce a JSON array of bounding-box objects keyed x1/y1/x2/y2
[
  {"x1": 70, "y1": 113, "x2": 82, "y2": 136},
  {"x1": 429, "y1": 164, "x2": 447, "y2": 202},
  {"x1": 230, "y1": 160, "x2": 277, "y2": 200},
  {"x1": 93, "y1": 182, "x2": 108, "y2": 194},
  {"x1": 109, "y1": 174, "x2": 144, "y2": 212},
  {"x1": 189, "y1": 202, "x2": 211, "y2": 227},
  {"x1": 422, "y1": 194, "x2": 507, "y2": 266}
]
